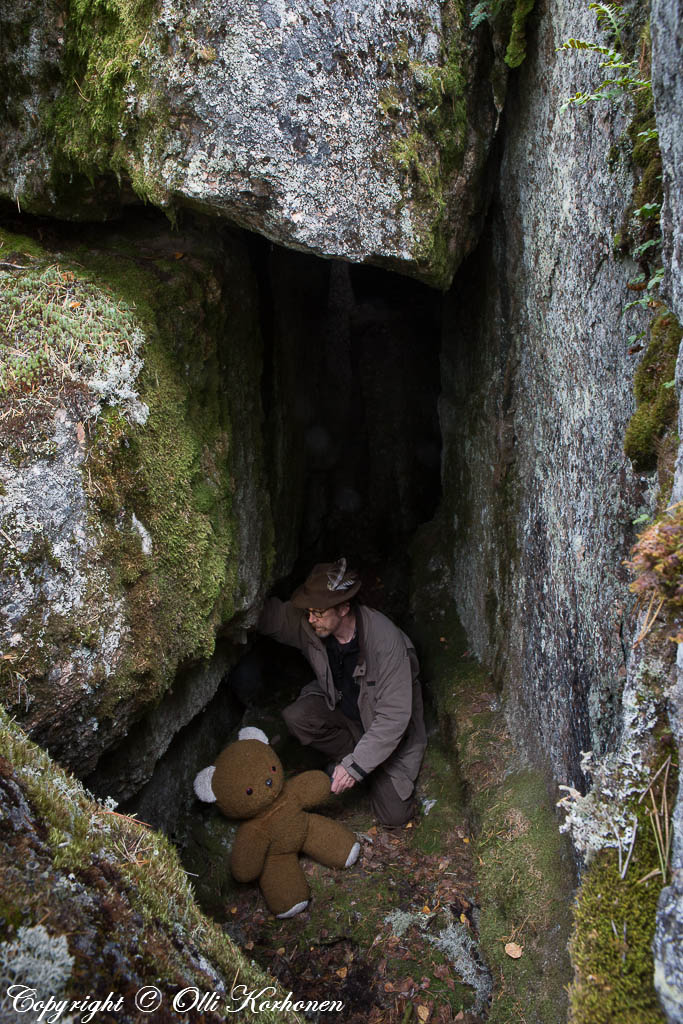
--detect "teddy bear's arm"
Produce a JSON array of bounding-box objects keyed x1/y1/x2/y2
[
  {"x1": 231, "y1": 821, "x2": 270, "y2": 882},
  {"x1": 287, "y1": 770, "x2": 332, "y2": 809}
]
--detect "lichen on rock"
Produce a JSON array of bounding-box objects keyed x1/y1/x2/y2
[
  {"x1": 0, "y1": 222, "x2": 272, "y2": 777},
  {"x1": 0, "y1": 709, "x2": 302, "y2": 1024},
  {"x1": 0, "y1": 0, "x2": 502, "y2": 287}
]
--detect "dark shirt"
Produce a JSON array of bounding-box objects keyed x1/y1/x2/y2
[{"x1": 323, "y1": 630, "x2": 361, "y2": 721}]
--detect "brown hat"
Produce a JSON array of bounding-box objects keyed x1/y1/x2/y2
[{"x1": 291, "y1": 557, "x2": 361, "y2": 609}]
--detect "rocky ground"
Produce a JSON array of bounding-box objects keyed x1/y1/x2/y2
[
  {"x1": 191, "y1": 737, "x2": 486, "y2": 1024},
  {"x1": 179, "y1": 562, "x2": 573, "y2": 1024}
]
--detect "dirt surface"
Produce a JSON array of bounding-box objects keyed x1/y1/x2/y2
[{"x1": 210, "y1": 745, "x2": 486, "y2": 1024}]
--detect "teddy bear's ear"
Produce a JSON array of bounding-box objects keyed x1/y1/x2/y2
[
  {"x1": 238, "y1": 727, "x2": 269, "y2": 744},
  {"x1": 193, "y1": 766, "x2": 217, "y2": 803}
]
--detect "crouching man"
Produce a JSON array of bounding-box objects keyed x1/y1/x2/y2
[{"x1": 258, "y1": 559, "x2": 427, "y2": 827}]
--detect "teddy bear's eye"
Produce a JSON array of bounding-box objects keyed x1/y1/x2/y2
[
  {"x1": 271, "y1": 765, "x2": 277, "y2": 772},
  {"x1": 246, "y1": 787, "x2": 253, "y2": 795}
]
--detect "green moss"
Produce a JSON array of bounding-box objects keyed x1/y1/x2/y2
[
  {"x1": 470, "y1": 0, "x2": 537, "y2": 68},
  {"x1": 0, "y1": 710, "x2": 303, "y2": 1023},
  {"x1": 624, "y1": 311, "x2": 682, "y2": 471},
  {"x1": 568, "y1": 758, "x2": 676, "y2": 1024},
  {"x1": 0, "y1": 224, "x2": 272, "y2": 729},
  {"x1": 47, "y1": 0, "x2": 168, "y2": 205},
  {"x1": 504, "y1": 0, "x2": 537, "y2": 68},
  {"x1": 381, "y1": 2, "x2": 468, "y2": 288},
  {"x1": 408, "y1": 543, "x2": 574, "y2": 1023},
  {"x1": 612, "y1": 20, "x2": 662, "y2": 269},
  {"x1": 0, "y1": 237, "x2": 143, "y2": 396},
  {"x1": 76, "y1": 239, "x2": 267, "y2": 710}
]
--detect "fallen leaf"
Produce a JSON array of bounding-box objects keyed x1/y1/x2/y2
[
  {"x1": 505, "y1": 941, "x2": 523, "y2": 959},
  {"x1": 69, "y1": 300, "x2": 81, "y2": 308},
  {"x1": 384, "y1": 982, "x2": 395, "y2": 992},
  {"x1": 230, "y1": 906, "x2": 237, "y2": 914},
  {"x1": 173, "y1": 252, "x2": 185, "y2": 259},
  {"x1": 244, "y1": 941, "x2": 254, "y2": 950},
  {"x1": 422, "y1": 905, "x2": 432, "y2": 914},
  {"x1": 76, "y1": 422, "x2": 86, "y2": 445},
  {"x1": 463, "y1": 837, "x2": 469, "y2": 844},
  {"x1": 336, "y1": 967, "x2": 347, "y2": 979},
  {"x1": 460, "y1": 913, "x2": 467, "y2": 925},
  {"x1": 455, "y1": 1013, "x2": 465, "y2": 1021},
  {"x1": 417, "y1": 1006, "x2": 430, "y2": 1022},
  {"x1": 276, "y1": 947, "x2": 285, "y2": 956}
]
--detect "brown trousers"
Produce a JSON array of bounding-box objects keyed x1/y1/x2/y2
[{"x1": 282, "y1": 694, "x2": 414, "y2": 827}]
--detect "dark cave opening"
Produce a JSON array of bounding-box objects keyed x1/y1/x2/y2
[
  {"x1": 250, "y1": 235, "x2": 445, "y2": 587},
  {"x1": 0, "y1": 201, "x2": 447, "y2": 861}
]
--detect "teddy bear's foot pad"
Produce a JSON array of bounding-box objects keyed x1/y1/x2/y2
[
  {"x1": 276, "y1": 900, "x2": 310, "y2": 919},
  {"x1": 345, "y1": 842, "x2": 361, "y2": 868}
]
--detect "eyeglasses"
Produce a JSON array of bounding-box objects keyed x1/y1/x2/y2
[{"x1": 306, "y1": 608, "x2": 328, "y2": 619}]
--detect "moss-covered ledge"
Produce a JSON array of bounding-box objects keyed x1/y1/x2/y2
[
  {"x1": 0, "y1": 710, "x2": 303, "y2": 1023},
  {"x1": 0, "y1": 219, "x2": 273, "y2": 774},
  {"x1": 558, "y1": 619, "x2": 676, "y2": 1024},
  {"x1": 409, "y1": 524, "x2": 575, "y2": 1023}
]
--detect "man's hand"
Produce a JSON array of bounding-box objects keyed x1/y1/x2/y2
[{"x1": 331, "y1": 764, "x2": 356, "y2": 794}]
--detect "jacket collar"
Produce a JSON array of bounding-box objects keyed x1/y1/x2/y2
[{"x1": 352, "y1": 606, "x2": 367, "y2": 677}]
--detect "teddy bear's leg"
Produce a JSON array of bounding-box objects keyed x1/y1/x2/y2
[
  {"x1": 302, "y1": 814, "x2": 360, "y2": 869},
  {"x1": 260, "y1": 853, "x2": 311, "y2": 918}
]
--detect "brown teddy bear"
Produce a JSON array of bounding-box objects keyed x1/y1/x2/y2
[{"x1": 193, "y1": 727, "x2": 360, "y2": 918}]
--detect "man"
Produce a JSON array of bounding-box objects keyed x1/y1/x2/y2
[{"x1": 258, "y1": 558, "x2": 426, "y2": 827}]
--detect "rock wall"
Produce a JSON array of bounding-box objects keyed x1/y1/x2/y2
[
  {"x1": 439, "y1": 0, "x2": 646, "y2": 787},
  {"x1": 435, "y1": 0, "x2": 683, "y2": 1018},
  {"x1": 0, "y1": 710, "x2": 300, "y2": 1024},
  {"x1": 651, "y1": 0, "x2": 683, "y2": 327},
  {"x1": 0, "y1": 218, "x2": 273, "y2": 778},
  {"x1": 651, "y1": 1, "x2": 683, "y2": 1018},
  {"x1": 0, "y1": 0, "x2": 504, "y2": 288}
]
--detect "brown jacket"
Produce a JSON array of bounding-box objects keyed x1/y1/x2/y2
[{"x1": 258, "y1": 599, "x2": 427, "y2": 799}]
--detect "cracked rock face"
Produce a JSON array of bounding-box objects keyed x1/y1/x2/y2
[
  {"x1": 651, "y1": 3, "x2": 683, "y2": 1020},
  {"x1": 0, "y1": 402, "x2": 129, "y2": 764},
  {"x1": 0, "y1": 0, "x2": 497, "y2": 288},
  {"x1": 439, "y1": 0, "x2": 644, "y2": 788},
  {"x1": 0, "y1": 224, "x2": 272, "y2": 780},
  {"x1": 651, "y1": 0, "x2": 683, "y2": 328}
]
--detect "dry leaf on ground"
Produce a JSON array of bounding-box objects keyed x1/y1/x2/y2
[{"x1": 504, "y1": 941, "x2": 523, "y2": 959}]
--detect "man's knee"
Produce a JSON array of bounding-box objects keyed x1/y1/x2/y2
[
  {"x1": 282, "y1": 700, "x2": 311, "y2": 743},
  {"x1": 370, "y1": 775, "x2": 414, "y2": 827},
  {"x1": 376, "y1": 801, "x2": 414, "y2": 828}
]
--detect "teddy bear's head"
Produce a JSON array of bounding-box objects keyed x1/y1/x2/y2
[{"x1": 193, "y1": 727, "x2": 285, "y2": 819}]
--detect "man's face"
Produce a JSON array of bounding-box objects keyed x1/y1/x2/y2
[{"x1": 306, "y1": 603, "x2": 348, "y2": 638}]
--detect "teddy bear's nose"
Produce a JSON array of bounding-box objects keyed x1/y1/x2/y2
[{"x1": 266, "y1": 778, "x2": 273, "y2": 787}]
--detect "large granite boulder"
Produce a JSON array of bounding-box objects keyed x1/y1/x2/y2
[
  {"x1": 0, "y1": 710, "x2": 300, "y2": 1024},
  {"x1": 0, "y1": 221, "x2": 271, "y2": 777},
  {"x1": 0, "y1": 0, "x2": 506, "y2": 288}
]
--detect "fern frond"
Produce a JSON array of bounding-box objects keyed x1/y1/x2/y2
[
  {"x1": 588, "y1": 3, "x2": 627, "y2": 46},
  {"x1": 469, "y1": 0, "x2": 505, "y2": 29},
  {"x1": 557, "y1": 38, "x2": 619, "y2": 58},
  {"x1": 470, "y1": 2, "x2": 490, "y2": 28}
]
